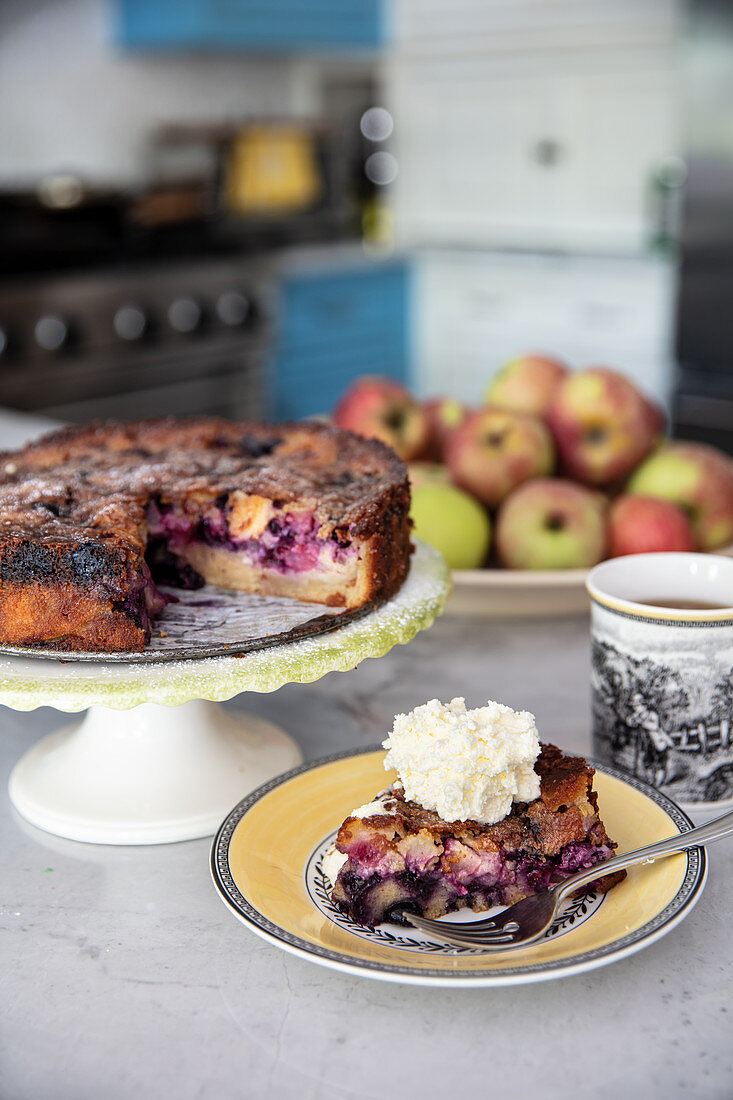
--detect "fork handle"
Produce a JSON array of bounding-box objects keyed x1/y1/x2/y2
[{"x1": 556, "y1": 806, "x2": 733, "y2": 903}]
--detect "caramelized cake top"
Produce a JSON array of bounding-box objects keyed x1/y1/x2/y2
[
  {"x1": 0, "y1": 418, "x2": 410, "y2": 542},
  {"x1": 339, "y1": 744, "x2": 600, "y2": 858}
]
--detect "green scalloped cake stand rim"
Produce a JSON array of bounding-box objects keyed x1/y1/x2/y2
[{"x1": 0, "y1": 540, "x2": 451, "y2": 713}]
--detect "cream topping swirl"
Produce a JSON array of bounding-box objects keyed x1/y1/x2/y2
[{"x1": 382, "y1": 697, "x2": 541, "y2": 825}]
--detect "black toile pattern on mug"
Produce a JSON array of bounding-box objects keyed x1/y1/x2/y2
[{"x1": 591, "y1": 635, "x2": 733, "y2": 804}]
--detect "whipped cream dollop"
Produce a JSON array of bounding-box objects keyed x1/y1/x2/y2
[
  {"x1": 382, "y1": 697, "x2": 541, "y2": 825},
  {"x1": 349, "y1": 797, "x2": 396, "y2": 820}
]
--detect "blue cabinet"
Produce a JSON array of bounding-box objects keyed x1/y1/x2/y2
[
  {"x1": 272, "y1": 261, "x2": 410, "y2": 420},
  {"x1": 119, "y1": 0, "x2": 385, "y2": 50}
]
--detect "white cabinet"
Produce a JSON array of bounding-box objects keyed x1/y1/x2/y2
[
  {"x1": 386, "y1": 52, "x2": 678, "y2": 253},
  {"x1": 551, "y1": 66, "x2": 679, "y2": 251},
  {"x1": 412, "y1": 250, "x2": 676, "y2": 406},
  {"x1": 384, "y1": 3, "x2": 681, "y2": 398},
  {"x1": 388, "y1": 60, "x2": 556, "y2": 248},
  {"x1": 384, "y1": 0, "x2": 681, "y2": 252},
  {"x1": 392, "y1": 0, "x2": 680, "y2": 52}
]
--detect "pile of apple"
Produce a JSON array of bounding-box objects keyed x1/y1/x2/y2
[{"x1": 333, "y1": 359, "x2": 733, "y2": 571}]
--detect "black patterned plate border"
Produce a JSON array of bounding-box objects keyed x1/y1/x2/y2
[{"x1": 210, "y1": 747, "x2": 708, "y2": 987}]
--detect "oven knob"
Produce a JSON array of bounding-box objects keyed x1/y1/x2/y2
[
  {"x1": 216, "y1": 290, "x2": 250, "y2": 327},
  {"x1": 168, "y1": 297, "x2": 201, "y2": 333},
  {"x1": 34, "y1": 314, "x2": 69, "y2": 352},
  {"x1": 113, "y1": 304, "x2": 147, "y2": 341}
]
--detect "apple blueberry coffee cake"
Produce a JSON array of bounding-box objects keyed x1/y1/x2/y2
[
  {"x1": 0, "y1": 418, "x2": 412, "y2": 652},
  {"x1": 324, "y1": 699, "x2": 625, "y2": 927}
]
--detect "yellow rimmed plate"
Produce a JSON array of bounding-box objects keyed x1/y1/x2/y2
[{"x1": 210, "y1": 748, "x2": 707, "y2": 987}]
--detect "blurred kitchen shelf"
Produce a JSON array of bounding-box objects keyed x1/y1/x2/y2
[
  {"x1": 118, "y1": 0, "x2": 680, "y2": 55},
  {"x1": 118, "y1": 0, "x2": 385, "y2": 50}
]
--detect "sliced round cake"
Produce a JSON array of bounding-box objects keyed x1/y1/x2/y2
[{"x1": 0, "y1": 418, "x2": 412, "y2": 652}]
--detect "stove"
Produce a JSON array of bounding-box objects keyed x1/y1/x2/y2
[{"x1": 0, "y1": 256, "x2": 272, "y2": 423}]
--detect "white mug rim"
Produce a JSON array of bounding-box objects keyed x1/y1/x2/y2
[{"x1": 586, "y1": 552, "x2": 733, "y2": 621}]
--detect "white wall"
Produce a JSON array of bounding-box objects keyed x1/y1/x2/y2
[
  {"x1": 387, "y1": 49, "x2": 679, "y2": 254},
  {"x1": 0, "y1": 0, "x2": 318, "y2": 187}
]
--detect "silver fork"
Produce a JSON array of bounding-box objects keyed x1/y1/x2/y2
[{"x1": 400, "y1": 807, "x2": 733, "y2": 951}]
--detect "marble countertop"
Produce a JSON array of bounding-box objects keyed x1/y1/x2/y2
[{"x1": 1, "y1": 414, "x2": 731, "y2": 1100}]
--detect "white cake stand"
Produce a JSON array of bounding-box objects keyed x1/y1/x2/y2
[{"x1": 5, "y1": 542, "x2": 450, "y2": 845}]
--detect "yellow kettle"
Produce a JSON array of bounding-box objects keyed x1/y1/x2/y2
[{"x1": 225, "y1": 125, "x2": 322, "y2": 215}]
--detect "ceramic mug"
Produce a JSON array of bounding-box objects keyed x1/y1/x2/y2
[{"x1": 586, "y1": 552, "x2": 733, "y2": 809}]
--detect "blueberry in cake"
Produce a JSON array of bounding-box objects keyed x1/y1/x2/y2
[
  {"x1": 325, "y1": 699, "x2": 625, "y2": 928},
  {"x1": 0, "y1": 418, "x2": 411, "y2": 652}
]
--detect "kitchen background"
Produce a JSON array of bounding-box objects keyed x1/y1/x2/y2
[{"x1": 0, "y1": 0, "x2": 731, "y2": 451}]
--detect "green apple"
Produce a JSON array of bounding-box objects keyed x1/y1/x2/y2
[
  {"x1": 496, "y1": 478, "x2": 607, "y2": 569},
  {"x1": 410, "y1": 482, "x2": 491, "y2": 569}
]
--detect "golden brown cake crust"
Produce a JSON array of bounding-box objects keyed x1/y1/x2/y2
[
  {"x1": 0, "y1": 418, "x2": 409, "y2": 529},
  {"x1": 0, "y1": 418, "x2": 412, "y2": 652},
  {"x1": 533, "y1": 742, "x2": 596, "y2": 812}
]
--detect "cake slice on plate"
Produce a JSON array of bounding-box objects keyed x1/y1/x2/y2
[{"x1": 325, "y1": 699, "x2": 625, "y2": 928}]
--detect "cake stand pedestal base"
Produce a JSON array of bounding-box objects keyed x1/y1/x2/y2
[
  {"x1": 2, "y1": 541, "x2": 450, "y2": 847},
  {"x1": 8, "y1": 701, "x2": 302, "y2": 845}
]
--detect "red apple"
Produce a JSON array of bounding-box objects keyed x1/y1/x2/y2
[
  {"x1": 445, "y1": 407, "x2": 555, "y2": 509},
  {"x1": 485, "y1": 354, "x2": 568, "y2": 419},
  {"x1": 627, "y1": 442, "x2": 733, "y2": 550},
  {"x1": 608, "y1": 495, "x2": 696, "y2": 557},
  {"x1": 546, "y1": 367, "x2": 664, "y2": 486},
  {"x1": 496, "y1": 478, "x2": 607, "y2": 570},
  {"x1": 421, "y1": 397, "x2": 469, "y2": 460},
  {"x1": 333, "y1": 376, "x2": 429, "y2": 461}
]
